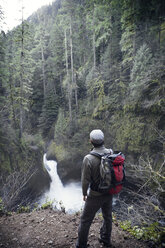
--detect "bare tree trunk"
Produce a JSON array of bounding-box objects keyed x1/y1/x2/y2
[
  {"x1": 9, "y1": 74, "x2": 17, "y2": 129},
  {"x1": 133, "y1": 32, "x2": 136, "y2": 58},
  {"x1": 53, "y1": 82, "x2": 57, "y2": 95},
  {"x1": 41, "y1": 39, "x2": 46, "y2": 98},
  {"x1": 93, "y1": 9, "x2": 96, "y2": 70},
  {"x1": 158, "y1": 17, "x2": 161, "y2": 52},
  {"x1": 70, "y1": 17, "x2": 74, "y2": 85},
  {"x1": 68, "y1": 88, "x2": 72, "y2": 122},
  {"x1": 64, "y1": 28, "x2": 72, "y2": 121},
  {"x1": 60, "y1": 74, "x2": 63, "y2": 96},
  {"x1": 64, "y1": 29, "x2": 69, "y2": 76},
  {"x1": 9, "y1": 36, "x2": 17, "y2": 129},
  {"x1": 70, "y1": 16, "x2": 78, "y2": 110},
  {"x1": 19, "y1": 2, "x2": 24, "y2": 138},
  {"x1": 75, "y1": 83, "x2": 78, "y2": 109},
  {"x1": 37, "y1": 12, "x2": 46, "y2": 99}
]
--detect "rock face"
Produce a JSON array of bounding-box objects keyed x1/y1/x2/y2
[
  {"x1": 46, "y1": 153, "x2": 57, "y2": 161},
  {"x1": 57, "y1": 154, "x2": 82, "y2": 184}
]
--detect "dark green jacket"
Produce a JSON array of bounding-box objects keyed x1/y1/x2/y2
[{"x1": 81, "y1": 145, "x2": 113, "y2": 197}]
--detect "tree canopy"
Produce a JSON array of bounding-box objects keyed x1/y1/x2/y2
[{"x1": 0, "y1": 0, "x2": 164, "y2": 177}]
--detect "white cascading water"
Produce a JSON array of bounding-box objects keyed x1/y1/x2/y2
[{"x1": 39, "y1": 154, "x2": 84, "y2": 213}]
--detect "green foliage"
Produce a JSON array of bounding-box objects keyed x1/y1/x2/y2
[
  {"x1": 93, "y1": 3, "x2": 112, "y2": 48},
  {"x1": 97, "y1": 212, "x2": 103, "y2": 219},
  {"x1": 0, "y1": 198, "x2": 12, "y2": 216},
  {"x1": 41, "y1": 199, "x2": 54, "y2": 209},
  {"x1": 130, "y1": 43, "x2": 153, "y2": 99},
  {"x1": 0, "y1": 0, "x2": 165, "y2": 211},
  {"x1": 112, "y1": 213, "x2": 118, "y2": 224},
  {"x1": 39, "y1": 89, "x2": 60, "y2": 137},
  {"x1": 86, "y1": 74, "x2": 107, "y2": 119},
  {"x1": 120, "y1": 0, "x2": 136, "y2": 67},
  {"x1": 17, "y1": 205, "x2": 30, "y2": 213},
  {"x1": 119, "y1": 220, "x2": 165, "y2": 245},
  {"x1": 0, "y1": 198, "x2": 5, "y2": 213},
  {"x1": 113, "y1": 112, "x2": 146, "y2": 153},
  {"x1": 22, "y1": 133, "x2": 44, "y2": 149},
  {"x1": 54, "y1": 108, "x2": 69, "y2": 141},
  {"x1": 120, "y1": 27, "x2": 135, "y2": 66},
  {"x1": 47, "y1": 141, "x2": 69, "y2": 162},
  {"x1": 32, "y1": 203, "x2": 39, "y2": 212}
]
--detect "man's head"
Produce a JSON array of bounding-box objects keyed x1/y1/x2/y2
[{"x1": 90, "y1": 129, "x2": 104, "y2": 147}]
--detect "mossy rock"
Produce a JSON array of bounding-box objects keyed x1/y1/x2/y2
[
  {"x1": 46, "y1": 141, "x2": 69, "y2": 162},
  {"x1": 57, "y1": 152, "x2": 83, "y2": 184}
]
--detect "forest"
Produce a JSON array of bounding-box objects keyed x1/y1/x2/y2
[{"x1": 0, "y1": 0, "x2": 165, "y2": 244}]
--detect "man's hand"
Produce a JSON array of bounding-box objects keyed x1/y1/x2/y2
[{"x1": 83, "y1": 195, "x2": 87, "y2": 201}]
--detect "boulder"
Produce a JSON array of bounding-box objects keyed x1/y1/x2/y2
[{"x1": 57, "y1": 154, "x2": 82, "y2": 184}]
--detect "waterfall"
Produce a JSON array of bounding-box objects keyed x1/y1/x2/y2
[{"x1": 39, "y1": 154, "x2": 84, "y2": 213}]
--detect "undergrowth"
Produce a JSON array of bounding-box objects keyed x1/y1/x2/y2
[{"x1": 112, "y1": 213, "x2": 165, "y2": 247}]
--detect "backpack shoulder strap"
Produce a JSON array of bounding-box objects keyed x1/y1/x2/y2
[{"x1": 90, "y1": 151, "x2": 103, "y2": 159}]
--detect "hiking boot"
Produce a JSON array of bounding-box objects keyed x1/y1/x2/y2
[{"x1": 98, "y1": 238, "x2": 114, "y2": 247}]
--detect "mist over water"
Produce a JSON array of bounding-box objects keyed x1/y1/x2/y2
[{"x1": 39, "y1": 155, "x2": 84, "y2": 213}]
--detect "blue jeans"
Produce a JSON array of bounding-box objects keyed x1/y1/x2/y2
[{"x1": 76, "y1": 194, "x2": 113, "y2": 248}]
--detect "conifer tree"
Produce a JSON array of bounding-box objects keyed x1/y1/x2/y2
[{"x1": 6, "y1": 21, "x2": 33, "y2": 136}]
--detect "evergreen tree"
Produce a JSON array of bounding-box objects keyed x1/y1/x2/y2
[
  {"x1": 38, "y1": 85, "x2": 60, "y2": 138},
  {"x1": 1, "y1": 0, "x2": 164, "y2": 167},
  {"x1": 5, "y1": 19, "x2": 33, "y2": 136},
  {"x1": 130, "y1": 43, "x2": 153, "y2": 99},
  {"x1": 0, "y1": 32, "x2": 8, "y2": 161}
]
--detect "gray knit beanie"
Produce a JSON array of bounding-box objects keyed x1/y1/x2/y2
[{"x1": 90, "y1": 129, "x2": 104, "y2": 145}]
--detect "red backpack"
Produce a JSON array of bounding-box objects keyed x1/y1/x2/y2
[{"x1": 90, "y1": 151, "x2": 125, "y2": 194}]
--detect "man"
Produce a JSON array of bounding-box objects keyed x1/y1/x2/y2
[{"x1": 76, "y1": 129, "x2": 113, "y2": 248}]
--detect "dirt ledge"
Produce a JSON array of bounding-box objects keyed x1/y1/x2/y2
[{"x1": 0, "y1": 209, "x2": 150, "y2": 248}]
